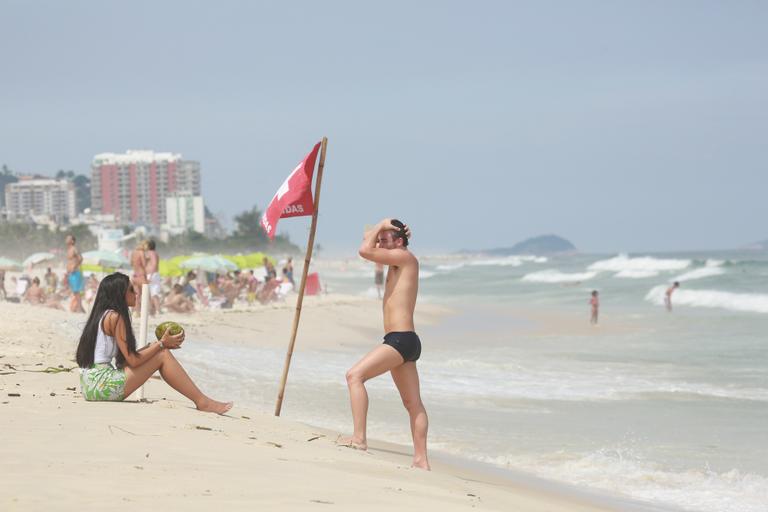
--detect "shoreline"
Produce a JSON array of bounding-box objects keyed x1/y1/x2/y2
[
  {"x1": 300, "y1": 422, "x2": 676, "y2": 512},
  {"x1": 0, "y1": 360, "x2": 637, "y2": 512},
  {"x1": 0, "y1": 297, "x2": 652, "y2": 511}
]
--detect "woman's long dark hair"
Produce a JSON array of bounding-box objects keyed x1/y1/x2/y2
[{"x1": 75, "y1": 273, "x2": 137, "y2": 369}]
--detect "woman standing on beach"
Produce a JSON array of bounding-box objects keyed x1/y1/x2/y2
[{"x1": 75, "y1": 272, "x2": 232, "y2": 414}]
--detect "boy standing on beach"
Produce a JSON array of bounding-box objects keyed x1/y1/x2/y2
[
  {"x1": 65, "y1": 234, "x2": 84, "y2": 313},
  {"x1": 44, "y1": 267, "x2": 58, "y2": 295},
  {"x1": 282, "y1": 257, "x2": 295, "y2": 287},
  {"x1": 338, "y1": 218, "x2": 430, "y2": 470}
]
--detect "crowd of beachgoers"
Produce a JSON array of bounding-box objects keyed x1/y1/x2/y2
[{"x1": 0, "y1": 239, "x2": 298, "y2": 315}]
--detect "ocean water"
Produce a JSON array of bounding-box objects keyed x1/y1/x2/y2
[{"x1": 177, "y1": 251, "x2": 768, "y2": 512}]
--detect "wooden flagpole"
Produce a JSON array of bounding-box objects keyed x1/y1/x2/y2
[{"x1": 274, "y1": 136, "x2": 328, "y2": 416}]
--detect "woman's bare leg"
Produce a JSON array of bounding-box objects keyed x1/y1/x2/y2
[
  {"x1": 391, "y1": 362, "x2": 430, "y2": 470},
  {"x1": 340, "y1": 345, "x2": 403, "y2": 449},
  {"x1": 124, "y1": 350, "x2": 232, "y2": 414}
]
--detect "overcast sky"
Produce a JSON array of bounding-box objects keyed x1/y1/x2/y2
[{"x1": 1, "y1": 1, "x2": 766, "y2": 254}]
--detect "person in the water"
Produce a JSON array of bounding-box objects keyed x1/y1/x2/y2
[{"x1": 665, "y1": 281, "x2": 680, "y2": 312}]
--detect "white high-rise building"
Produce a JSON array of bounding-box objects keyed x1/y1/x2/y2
[
  {"x1": 4, "y1": 178, "x2": 76, "y2": 224},
  {"x1": 165, "y1": 194, "x2": 206, "y2": 234}
]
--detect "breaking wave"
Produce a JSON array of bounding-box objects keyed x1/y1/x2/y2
[
  {"x1": 480, "y1": 449, "x2": 768, "y2": 512},
  {"x1": 673, "y1": 266, "x2": 726, "y2": 282},
  {"x1": 645, "y1": 285, "x2": 768, "y2": 314},
  {"x1": 613, "y1": 269, "x2": 659, "y2": 279},
  {"x1": 434, "y1": 255, "x2": 547, "y2": 271},
  {"x1": 521, "y1": 269, "x2": 598, "y2": 283},
  {"x1": 589, "y1": 254, "x2": 690, "y2": 273}
]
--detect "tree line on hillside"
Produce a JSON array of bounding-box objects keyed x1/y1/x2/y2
[
  {"x1": 0, "y1": 223, "x2": 97, "y2": 260},
  {"x1": 0, "y1": 165, "x2": 18, "y2": 208},
  {"x1": 158, "y1": 205, "x2": 299, "y2": 256},
  {"x1": 0, "y1": 165, "x2": 90, "y2": 213},
  {"x1": 55, "y1": 170, "x2": 91, "y2": 213}
]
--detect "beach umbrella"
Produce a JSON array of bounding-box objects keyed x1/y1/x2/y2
[
  {"x1": 0, "y1": 257, "x2": 23, "y2": 271},
  {"x1": 82, "y1": 250, "x2": 129, "y2": 269},
  {"x1": 166, "y1": 253, "x2": 212, "y2": 275},
  {"x1": 23, "y1": 252, "x2": 56, "y2": 268},
  {"x1": 178, "y1": 255, "x2": 238, "y2": 273},
  {"x1": 223, "y1": 254, "x2": 249, "y2": 269}
]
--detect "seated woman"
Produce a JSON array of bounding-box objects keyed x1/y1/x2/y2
[
  {"x1": 164, "y1": 284, "x2": 195, "y2": 313},
  {"x1": 257, "y1": 278, "x2": 281, "y2": 304},
  {"x1": 23, "y1": 277, "x2": 46, "y2": 304},
  {"x1": 75, "y1": 272, "x2": 232, "y2": 414},
  {"x1": 218, "y1": 274, "x2": 244, "y2": 309},
  {"x1": 23, "y1": 277, "x2": 64, "y2": 310}
]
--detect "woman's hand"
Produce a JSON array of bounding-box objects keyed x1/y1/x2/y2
[{"x1": 161, "y1": 327, "x2": 185, "y2": 349}]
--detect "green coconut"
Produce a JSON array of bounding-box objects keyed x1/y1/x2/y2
[{"x1": 155, "y1": 321, "x2": 184, "y2": 340}]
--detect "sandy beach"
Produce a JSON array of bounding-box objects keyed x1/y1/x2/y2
[{"x1": 0, "y1": 297, "x2": 631, "y2": 512}]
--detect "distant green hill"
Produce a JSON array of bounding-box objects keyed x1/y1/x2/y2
[{"x1": 483, "y1": 235, "x2": 576, "y2": 255}]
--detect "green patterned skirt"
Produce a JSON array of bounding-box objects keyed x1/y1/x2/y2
[{"x1": 81, "y1": 363, "x2": 126, "y2": 401}]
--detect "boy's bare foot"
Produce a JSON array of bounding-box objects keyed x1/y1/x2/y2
[
  {"x1": 196, "y1": 398, "x2": 233, "y2": 415},
  {"x1": 412, "y1": 457, "x2": 430, "y2": 470},
  {"x1": 335, "y1": 435, "x2": 367, "y2": 450}
]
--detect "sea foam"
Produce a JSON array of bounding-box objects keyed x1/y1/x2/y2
[
  {"x1": 521, "y1": 269, "x2": 598, "y2": 283},
  {"x1": 589, "y1": 254, "x2": 690, "y2": 273},
  {"x1": 645, "y1": 285, "x2": 768, "y2": 314},
  {"x1": 433, "y1": 255, "x2": 547, "y2": 272},
  {"x1": 613, "y1": 269, "x2": 659, "y2": 279},
  {"x1": 673, "y1": 266, "x2": 726, "y2": 282},
  {"x1": 480, "y1": 449, "x2": 768, "y2": 512},
  {"x1": 470, "y1": 255, "x2": 547, "y2": 267}
]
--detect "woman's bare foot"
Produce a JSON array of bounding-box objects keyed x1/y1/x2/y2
[
  {"x1": 196, "y1": 398, "x2": 233, "y2": 415},
  {"x1": 335, "y1": 434, "x2": 367, "y2": 450},
  {"x1": 412, "y1": 457, "x2": 430, "y2": 470}
]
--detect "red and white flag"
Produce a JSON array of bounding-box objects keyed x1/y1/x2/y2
[{"x1": 260, "y1": 142, "x2": 321, "y2": 240}]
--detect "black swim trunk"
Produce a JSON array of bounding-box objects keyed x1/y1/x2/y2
[
  {"x1": 383, "y1": 331, "x2": 421, "y2": 362},
  {"x1": 374, "y1": 271, "x2": 384, "y2": 285}
]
